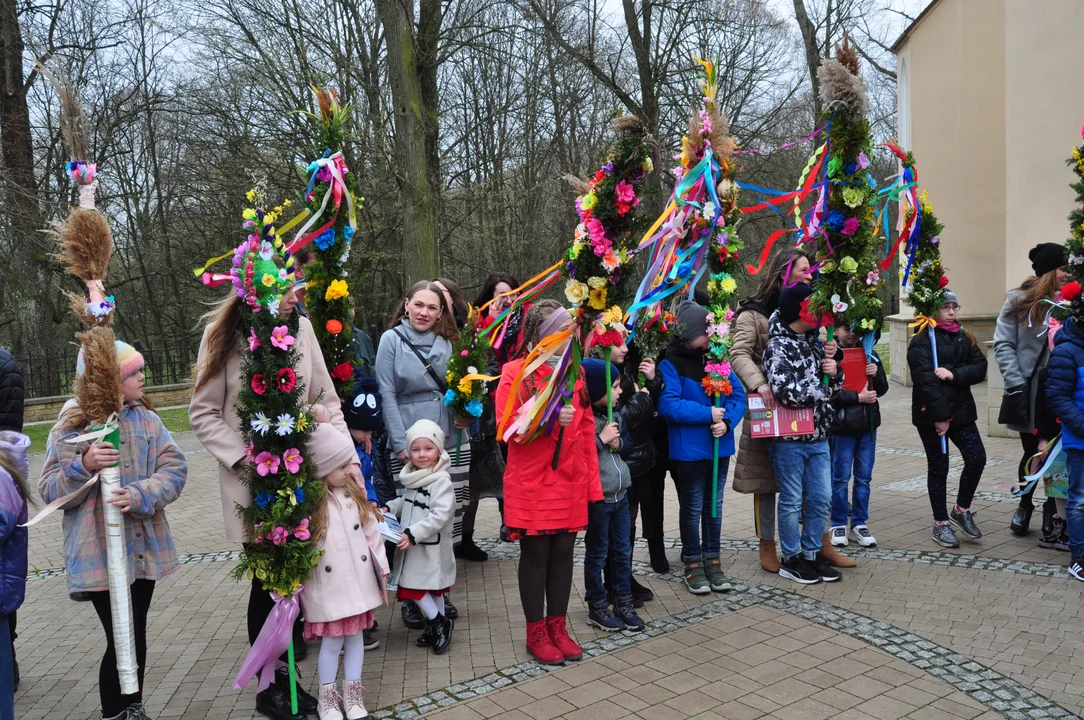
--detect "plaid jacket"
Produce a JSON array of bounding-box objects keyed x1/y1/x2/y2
[{"x1": 40, "y1": 401, "x2": 187, "y2": 599}]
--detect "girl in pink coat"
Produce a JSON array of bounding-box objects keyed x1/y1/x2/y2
[{"x1": 302, "y1": 424, "x2": 389, "y2": 720}]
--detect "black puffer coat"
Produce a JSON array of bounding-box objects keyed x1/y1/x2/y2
[
  {"x1": 0, "y1": 350, "x2": 23, "y2": 432},
  {"x1": 907, "y1": 327, "x2": 987, "y2": 427},
  {"x1": 830, "y1": 347, "x2": 889, "y2": 435},
  {"x1": 612, "y1": 351, "x2": 661, "y2": 478}
]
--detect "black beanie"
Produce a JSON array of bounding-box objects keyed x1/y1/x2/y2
[
  {"x1": 342, "y1": 377, "x2": 384, "y2": 432},
  {"x1": 581, "y1": 358, "x2": 619, "y2": 404},
  {"x1": 1029, "y1": 243, "x2": 1066, "y2": 277},
  {"x1": 779, "y1": 283, "x2": 813, "y2": 324},
  {"x1": 676, "y1": 301, "x2": 709, "y2": 344}
]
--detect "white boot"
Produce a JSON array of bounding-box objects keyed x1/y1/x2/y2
[
  {"x1": 318, "y1": 682, "x2": 344, "y2": 720},
  {"x1": 343, "y1": 679, "x2": 368, "y2": 719}
]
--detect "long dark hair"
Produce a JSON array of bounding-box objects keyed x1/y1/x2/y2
[
  {"x1": 434, "y1": 277, "x2": 470, "y2": 328},
  {"x1": 747, "y1": 247, "x2": 811, "y2": 308},
  {"x1": 474, "y1": 272, "x2": 519, "y2": 308}
]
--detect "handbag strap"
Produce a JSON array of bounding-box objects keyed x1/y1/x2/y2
[{"x1": 393, "y1": 327, "x2": 448, "y2": 392}]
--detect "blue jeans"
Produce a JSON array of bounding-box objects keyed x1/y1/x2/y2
[
  {"x1": 1064, "y1": 450, "x2": 1084, "y2": 558},
  {"x1": 0, "y1": 614, "x2": 11, "y2": 720},
  {"x1": 829, "y1": 432, "x2": 876, "y2": 527},
  {"x1": 584, "y1": 497, "x2": 632, "y2": 607},
  {"x1": 769, "y1": 439, "x2": 831, "y2": 561},
  {"x1": 671, "y1": 459, "x2": 728, "y2": 561}
]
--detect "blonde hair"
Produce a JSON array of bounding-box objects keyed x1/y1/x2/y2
[
  {"x1": 1011, "y1": 270, "x2": 1062, "y2": 325},
  {"x1": 192, "y1": 292, "x2": 243, "y2": 393},
  {"x1": 390, "y1": 281, "x2": 459, "y2": 341},
  {"x1": 309, "y1": 476, "x2": 380, "y2": 545},
  {"x1": 56, "y1": 395, "x2": 156, "y2": 431}
]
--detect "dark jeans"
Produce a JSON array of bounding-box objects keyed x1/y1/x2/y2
[
  {"x1": 584, "y1": 498, "x2": 632, "y2": 607},
  {"x1": 829, "y1": 432, "x2": 876, "y2": 527},
  {"x1": 629, "y1": 469, "x2": 664, "y2": 543},
  {"x1": 0, "y1": 614, "x2": 11, "y2": 720},
  {"x1": 88, "y1": 579, "x2": 155, "y2": 717},
  {"x1": 671, "y1": 459, "x2": 728, "y2": 561},
  {"x1": 916, "y1": 422, "x2": 986, "y2": 521},
  {"x1": 1063, "y1": 449, "x2": 1084, "y2": 557}
]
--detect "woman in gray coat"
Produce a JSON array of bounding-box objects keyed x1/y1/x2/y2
[{"x1": 993, "y1": 243, "x2": 1066, "y2": 541}]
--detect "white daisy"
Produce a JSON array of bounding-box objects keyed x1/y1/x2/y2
[
  {"x1": 275, "y1": 413, "x2": 295, "y2": 436},
  {"x1": 251, "y1": 412, "x2": 271, "y2": 436},
  {"x1": 267, "y1": 297, "x2": 280, "y2": 317}
]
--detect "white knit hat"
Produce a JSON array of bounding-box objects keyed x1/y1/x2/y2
[{"x1": 405, "y1": 419, "x2": 445, "y2": 451}]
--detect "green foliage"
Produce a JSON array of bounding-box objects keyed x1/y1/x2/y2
[
  {"x1": 1064, "y1": 136, "x2": 1084, "y2": 316},
  {"x1": 443, "y1": 312, "x2": 492, "y2": 422},
  {"x1": 905, "y1": 183, "x2": 948, "y2": 321}
]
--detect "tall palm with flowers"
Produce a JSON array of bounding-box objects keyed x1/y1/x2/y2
[
  {"x1": 443, "y1": 308, "x2": 498, "y2": 462},
  {"x1": 1058, "y1": 125, "x2": 1084, "y2": 317}
]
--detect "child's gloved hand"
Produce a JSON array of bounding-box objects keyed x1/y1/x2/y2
[{"x1": 82, "y1": 442, "x2": 120, "y2": 472}]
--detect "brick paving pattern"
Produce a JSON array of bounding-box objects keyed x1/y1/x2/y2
[{"x1": 14, "y1": 383, "x2": 1084, "y2": 718}]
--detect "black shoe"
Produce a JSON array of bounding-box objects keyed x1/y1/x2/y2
[
  {"x1": 949, "y1": 507, "x2": 982, "y2": 540},
  {"x1": 275, "y1": 666, "x2": 316, "y2": 714},
  {"x1": 1039, "y1": 516, "x2": 1070, "y2": 551},
  {"x1": 401, "y1": 599, "x2": 425, "y2": 629},
  {"x1": 1011, "y1": 502, "x2": 1035, "y2": 536},
  {"x1": 127, "y1": 702, "x2": 151, "y2": 720},
  {"x1": 428, "y1": 614, "x2": 453, "y2": 654},
  {"x1": 255, "y1": 685, "x2": 305, "y2": 720},
  {"x1": 630, "y1": 577, "x2": 654, "y2": 606},
  {"x1": 416, "y1": 622, "x2": 435, "y2": 647},
  {"x1": 778, "y1": 555, "x2": 821, "y2": 585},
  {"x1": 363, "y1": 628, "x2": 380, "y2": 650},
  {"x1": 648, "y1": 538, "x2": 670, "y2": 574},
  {"x1": 454, "y1": 541, "x2": 489, "y2": 562},
  {"x1": 444, "y1": 595, "x2": 458, "y2": 620},
  {"x1": 813, "y1": 552, "x2": 841, "y2": 582}
]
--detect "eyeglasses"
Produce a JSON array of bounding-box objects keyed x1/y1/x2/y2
[{"x1": 941, "y1": 304, "x2": 960, "y2": 311}]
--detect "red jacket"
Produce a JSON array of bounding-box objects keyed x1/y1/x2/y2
[{"x1": 496, "y1": 359, "x2": 602, "y2": 531}]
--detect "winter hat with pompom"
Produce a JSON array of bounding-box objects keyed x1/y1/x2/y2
[
  {"x1": 308, "y1": 423, "x2": 358, "y2": 479},
  {"x1": 76, "y1": 340, "x2": 144, "y2": 380}
]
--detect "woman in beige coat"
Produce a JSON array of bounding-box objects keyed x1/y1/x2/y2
[{"x1": 189, "y1": 287, "x2": 348, "y2": 719}]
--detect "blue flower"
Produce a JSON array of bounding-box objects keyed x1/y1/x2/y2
[
  {"x1": 294, "y1": 486, "x2": 305, "y2": 504},
  {"x1": 825, "y1": 210, "x2": 846, "y2": 232},
  {"x1": 313, "y1": 229, "x2": 336, "y2": 250},
  {"x1": 844, "y1": 162, "x2": 857, "y2": 176},
  {"x1": 465, "y1": 399, "x2": 484, "y2": 417},
  {"x1": 255, "y1": 491, "x2": 273, "y2": 508},
  {"x1": 865, "y1": 172, "x2": 878, "y2": 189},
  {"x1": 344, "y1": 226, "x2": 355, "y2": 243},
  {"x1": 443, "y1": 389, "x2": 457, "y2": 406}
]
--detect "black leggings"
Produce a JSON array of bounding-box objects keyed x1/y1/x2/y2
[
  {"x1": 917, "y1": 422, "x2": 987, "y2": 521},
  {"x1": 88, "y1": 579, "x2": 155, "y2": 717},
  {"x1": 518, "y1": 533, "x2": 576, "y2": 623},
  {"x1": 629, "y1": 468, "x2": 665, "y2": 543},
  {"x1": 1017, "y1": 432, "x2": 1056, "y2": 514}
]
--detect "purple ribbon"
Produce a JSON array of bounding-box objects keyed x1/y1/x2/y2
[
  {"x1": 233, "y1": 588, "x2": 302, "y2": 692},
  {"x1": 733, "y1": 129, "x2": 822, "y2": 155}
]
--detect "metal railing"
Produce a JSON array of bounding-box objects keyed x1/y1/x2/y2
[{"x1": 19, "y1": 344, "x2": 197, "y2": 399}]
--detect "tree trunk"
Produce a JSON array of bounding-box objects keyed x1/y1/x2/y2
[
  {"x1": 792, "y1": 0, "x2": 822, "y2": 116},
  {"x1": 374, "y1": 0, "x2": 441, "y2": 283}
]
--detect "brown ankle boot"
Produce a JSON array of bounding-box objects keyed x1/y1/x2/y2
[
  {"x1": 821, "y1": 532, "x2": 856, "y2": 568},
  {"x1": 759, "y1": 539, "x2": 780, "y2": 573}
]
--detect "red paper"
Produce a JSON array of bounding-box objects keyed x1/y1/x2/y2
[
  {"x1": 841, "y1": 348, "x2": 868, "y2": 393},
  {"x1": 747, "y1": 396, "x2": 815, "y2": 438}
]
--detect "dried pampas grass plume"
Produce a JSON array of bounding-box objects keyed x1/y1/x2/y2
[
  {"x1": 313, "y1": 87, "x2": 338, "y2": 125},
  {"x1": 562, "y1": 174, "x2": 592, "y2": 196},
  {"x1": 611, "y1": 115, "x2": 643, "y2": 134},
  {"x1": 835, "y1": 35, "x2": 861, "y2": 77},
  {"x1": 818, "y1": 58, "x2": 868, "y2": 117},
  {"x1": 37, "y1": 63, "x2": 88, "y2": 161},
  {"x1": 708, "y1": 106, "x2": 734, "y2": 159},
  {"x1": 55, "y1": 207, "x2": 113, "y2": 282},
  {"x1": 73, "y1": 327, "x2": 122, "y2": 424}
]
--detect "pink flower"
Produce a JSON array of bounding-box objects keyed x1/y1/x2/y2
[
  {"x1": 293, "y1": 519, "x2": 311, "y2": 541},
  {"x1": 283, "y1": 448, "x2": 302, "y2": 474},
  {"x1": 841, "y1": 217, "x2": 860, "y2": 236},
  {"x1": 245, "y1": 441, "x2": 256, "y2": 463},
  {"x1": 251, "y1": 374, "x2": 269, "y2": 395},
  {"x1": 707, "y1": 323, "x2": 729, "y2": 338},
  {"x1": 856, "y1": 151, "x2": 869, "y2": 170},
  {"x1": 269, "y1": 526, "x2": 288, "y2": 545},
  {"x1": 248, "y1": 327, "x2": 261, "y2": 352},
  {"x1": 1080, "y1": 124, "x2": 1084, "y2": 139},
  {"x1": 253, "y1": 521, "x2": 265, "y2": 542},
  {"x1": 586, "y1": 217, "x2": 607, "y2": 243},
  {"x1": 460, "y1": 349, "x2": 469, "y2": 356},
  {"x1": 614, "y1": 179, "x2": 638, "y2": 206},
  {"x1": 601, "y1": 251, "x2": 620, "y2": 272},
  {"x1": 270, "y1": 325, "x2": 295, "y2": 351},
  {"x1": 255, "y1": 451, "x2": 280, "y2": 477},
  {"x1": 705, "y1": 361, "x2": 732, "y2": 377},
  {"x1": 724, "y1": 309, "x2": 735, "y2": 323}
]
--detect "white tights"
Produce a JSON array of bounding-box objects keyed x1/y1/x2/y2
[
  {"x1": 317, "y1": 632, "x2": 366, "y2": 685},
  {"x1": 414, "y1": 592, "x2": 445, "y2": 620}
]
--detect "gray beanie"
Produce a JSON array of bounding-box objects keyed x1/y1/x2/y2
[
  {"x1": 942, "y1": 289, "x2": 959, "y2": 307},
  {"x1": 676, "y1": 301, "x2": 709, "y2": 344}
]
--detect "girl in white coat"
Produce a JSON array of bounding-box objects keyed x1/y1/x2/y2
[
  {"x1": 302, "y1": 425, "x2": 389, "y2": 720},
  {"x1": 384, "y1": 419, "x2": 457, "y2": 654}
]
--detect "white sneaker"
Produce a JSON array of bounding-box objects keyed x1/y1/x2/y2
[
  {"x1": 830, "y1": 526, "x2": 848, "y2": 547},
  {"x1": 849, "y1": 525, "x2": 877, "y2": 547},
  {"x1": 343, "y1": 679, "x2": 369, "y2": 719}
]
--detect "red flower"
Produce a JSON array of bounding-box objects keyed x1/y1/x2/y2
[
  {"x1": 1062, "y1": 281, "x2": 1082, "y2": 301},
  {"x1": 938, "y1": 275, "x2": 950, "y2": 288},
  {"x1": 250, "y1": 374, "x2": 268, "y2": 395},
  {"x1": 589, "y1": 329, "x2": 624, "y2": 348},
  {"x1": 325, "y1": 319, "x2": 343, "y2": 335},
  {"x1": 593, "y1": 169, "x2": 606, "y2": 184},
  {"x1": 277, "y1": 367, "x2": 297, "y2": 393},
  {"x1": 331, "y1": 361, "x2": 354, "y2": 381}
]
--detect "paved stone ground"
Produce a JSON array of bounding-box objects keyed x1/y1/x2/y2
[{"x1": 13, "y1": 381, "x2": 1084, "y2": 719}]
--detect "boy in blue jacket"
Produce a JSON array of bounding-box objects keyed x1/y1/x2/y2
[
  {"x1": 658, "y1": 302, "x2": 746, "y2": 595},
  {"x1": 1044, "y1": 316, "x2": 1084, "y2": 582}
]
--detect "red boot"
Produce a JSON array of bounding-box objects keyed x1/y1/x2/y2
[
  {"x1": 526, "y1": 620, "x2": 565, "y2": 665},
  {"x1": 545, "y1": 616, "x2": 583, "y2": 661}
]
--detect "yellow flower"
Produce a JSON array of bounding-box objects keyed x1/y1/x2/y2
[
  {"x1": 446, "y1": 371, "x2": 454, "y2": 383},
  {"x1": 457, "y1": 378, "x2": 473, "y2": 394},
  {"x1": 721, "y1": 277, "x2": 738, "y2": 294},
  {"x1": 587, "y1": 276, "x2": 608, "y2": 290},
  {"x1": 569, "y1": 243, "x2": 584, "y2": 260},
  {"x1": 246, "y1": 190, "x2": 256, "y2": 202},
  {"x1": 588, "y1": 287, "x2": 608, "y2": 310},
  {"x1": 642, "y1": 156, "x2": 654, "y2": 173},
  {"x1": 296, "y1": 413, "x2": 309, "y2": 432},
  {"x1": 261, "y1": 274, "x2": 276, "y2": 287},
  {"x1": 564, "y1": 279, "x2": 589, "y2": 306},
  {"x1": 325, "y1": 279, "x2": 349, "y2": 301},
  {"x1": 243, "y1": 208, "x2": 258, "y2": 221},
  {"x1": 580, "y1": 193, "x2": 597, "y2": 211},
  {"x1": 601, "y1": 305, "x2": 623, "y2": 326},
  {"x1": 919, "y1": 190, "x2": 932, "y2": 214}
]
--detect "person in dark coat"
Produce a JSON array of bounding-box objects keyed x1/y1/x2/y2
[
  {"x1": 0, "y1": 349, "x2": 22, "y2": 694},
  {"x1": 906, "y1": 290, "x2": 988, "y2": 549}
]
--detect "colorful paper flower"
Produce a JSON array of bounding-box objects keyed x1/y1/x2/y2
[
  {"x1": 601, "y1": 252, "x2": 620, "y2": 272},
  {"x1": 251, "y1": 412, "x2": 271, "y2": 436},
  {"x1": 831, "y1": 294, "x2": 849, "y2": 313},
  {"x1": 255, "y1": 491, "x2": 273, "y2": 508},
  {"x1": 443, "y1": 389, "x2": 458, "y2": 405},
  {"x1": 614, "y1": 179, "x2": 637, "y2": 205},
  {"x1": 331, "y1": 361, "x2": 354, "y2": 381},
  {"x1": 283, "y1": 448, "x2": 302, "y2": 474},
  {"x1": 313, "y1": 228, "x2": 336, "y2": 250},
  {"x1": 844, "y1": 162, "x2": 857, "y2": 176},
  {"x1": 292, "y1": 518, "x2": 310, "y2": 541},
  {"x1": 839, "y1": 256, "x2": 859, "y2": 274},
  {"x1": 465, "y1": 399, "x2": 484, "y2": 417},
  {"x1": 275, "y1": 413, "x2": 295, "y2": 436},
  {"x1": 866, "y1": 271, "x2": 880, "y2": 286},
  {"x1": 277, "y1": 367, "x2": 297, "y2": 393},
  {"x1": 826, "y1": 210, "x2": 846, "y2": 231},
  {"x1": 251, "y1": 374, "x2": 269, "y2": 395},
  {"x1": 294, "y1": 486, "x2": 305, "y2": 504},
  {"x1": 325, "y1": 319, "x2": 343, "y2": 335},
  {"x1": 842, "y1": 187, "x2": 864, "y2": 208},
  {"x1": 856, "y1": 151, "x2": 870, "y2": 169},
  {"x1": 587, "y1": 276, "x2": 608, "y2": 289},
  {"x1": 841, "y1": 217, "x2": 860, "y2": 236},
  {"x1": 564, "y1": 279, "x2": 589, "y2": 306},
  {"x1": 270, "y1": 325, "x2": 295, "y2": 351},
  {"x1": 248, "y1": 327, "x2": 262, "y2": 352},
  {"x1": 939, "y1": 275, "x2": 950, "y2": 288},
  {"x1": 325, "y1": 279, "x2": 349, "y2": 301},
  {"x1": 588, "y1": 286, "x2": 608, "y2": 310},
  {"x1": 1062, "y1": 281, "x2": 1082, "y2": 301},
  {"x1": 580, "y1": 192, "x2": 597, "y2": 211},
  {"x1": 267, "y1": 297, "x2": 280, "y2": 317},
  {"x1": 457, "y1": 377, "x2": 472, "y2": 394},
  {"x1": 255, "y1": 451, "x2": 280, "y2": 477},
  {"x1": 827, "y1": 157, "x2": 842, "y2": 178},
  {"x1": 269, "y1": 526, "x2": 288, "y2": 546}
]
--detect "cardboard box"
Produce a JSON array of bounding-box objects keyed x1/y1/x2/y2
[{"x1": 747, "y1": 395, "x2": 815, "y2": 438}]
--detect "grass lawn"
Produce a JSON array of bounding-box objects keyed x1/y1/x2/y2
[
  {"x1": 875, "y1": 343, "x2": 891, "y2": 376},
  {"x1": 25, "y1": 405, "x2": 192, "y2": 454}
]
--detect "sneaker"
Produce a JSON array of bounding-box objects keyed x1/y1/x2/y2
[
  {"x1": 1070, "y1": 556, "x2": 1084, "y2": 582},
  {"x1": 682, "y1": 558, "x2": 711, "y2": 595},
  {"x1": 949, "y1": 507, "x2": 982, "y2": 540},
  {"x1": 778, "y1": 555, "x2": 821, "y2": 585},
  {"x1": 587, "y1": 604, "x2": 625, "y2": 632},
  {"x1": 848, "y1": 525, "x2": 877, "y2": 548},
  {"x1": 1039, "y1": 516, "x2": 1069, "y2": 551},
  {"x1": 614, "y1": 601, "x2": 645, "y2": 632},
  {"x1": 813, "y1": 552, "x2": 841, "y2": 582},
  {"x1": 830, "y1": 526, "x2": 848, "y2": 547},
  {"x1": 363, "y1": 628, "x2": 379, "y2": 651},
  {"x1": 703, "y1": 555, "x2": 732, "y2": 592},
  {"x1": 932, "y1": 522, "x2": 960, "y2": 548},
  {"x1": 127, "y1": 703, "x2": 150, "y2": 720}
]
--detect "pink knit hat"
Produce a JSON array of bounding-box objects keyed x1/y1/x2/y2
[
  {"x1": 76, "y1": 340, "x2": 145, "y2": 380},
  {"x1": 308, "y1": 423, "x2": 358, "y2": 479}
]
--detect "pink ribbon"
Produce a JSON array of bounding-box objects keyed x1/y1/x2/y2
[{"x1": 233, "y1": 588, "x2": 302, "y2": 692}]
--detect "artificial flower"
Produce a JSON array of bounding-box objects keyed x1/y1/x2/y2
[
  {"x1": 702, "y1": 202, "x2": 718, "y2": 221},
  {"x1": 294, "y1": 486, "x2": 305, "y2": 504},
  {"x1": 325, "y1": 319, "x2": 343, "y2": 335},
  {"x1": 705, "y1": 361, "x2": 732, "y2": 377},
  {"x1": 720, "y1": 276, "x2": 737, "y2": 295},
  {"x1": 565, "y1": 279, "x2": 589, "y2": 306},
  {"x1": 724, "y1": 309, "x2": 735, "y2": 323},
  {"x1": 588, "y1": 286, "x2": 608, "y2": 310},
  {"x1": 255, "y1": 491, "x2": 273, "y2": 508},
  {"x1": 841, "y1": 217, "x2": 860, "y2": 236},
  {"x1": 939, "y1": 275, "x2": 950, "y2": 288},
  {"x1": 443, "y1": 389, "x2": 457, "y2": 405},
  {"x1": 587, "y1": 276, "x2": 608, "y2": 290},
  {"x1": 642, "y1": 156, "x2": 654, "y2": 173},
  {"x1": 255, "y1": 451, "x2": 280, "y2": 477},
  {"x1": 246, "y1": 189, "x2": 257, "y2": 202},
  {"x1": 296, "y1": 413, "x2": 309, "y2": 432},
  {"x1": 866, "y1": 271, "x2": 879, "y2": 286},
  {"x1": 600, "y1": 305, "x2": 624, "y2": 326},
  {"x1": 842, "y1": 187, "x2": 864, "y2": 208},
  {"x1": 465, "y1": 399, "x2": 484, "y2": 417},
  {"x1": 706, "y1": 322, "x2": 729, "y2": 338},
  {"x1": 267, "y1": 297, "x2": 281, "y2": 317},
  {"x1": 839, "y1": 256, "x2": 859, "y2": 274},
  {"x1": 344, "y1": 226, "x2": 354, "y2": 242},
  {"x1": 1062, "y1": 281, "x2": 1082, "y2": 301},
  {"x1": 269, "y1": 526, "x2": 288, "y2": 546},
  {"x1": 293, "y1": 518, "x2": 310, "y2": 541},
  {"x1": 277, "y1": 367, "x2": 297, "y2": 393},
  {"x1": 245, "y1": 441, "x2": 257, "y2": 463},
  {"x1": 931, "y1": 236, "x2": 940, "y2": 245},
  {"x1": 259, "y1": 241, "x2": 274, "y2": 261},
  {"x1": 826, "y1": 210, "x2": 846, "y2": 231},
  {"x1": 856, "y1": 151, "x2": 870, "y2": 169},
  {"x1": 580, "y1": 193, "x2": 597, "y2": 211},
  {"x1": 844, "y1": 162, "x2": 857, "y2": 176},
  {"x1": 331, "y1": 361, "x2": 354, "y2": 381},
  {"x1": 270, "y1": 325, "x2": 295, "y2": 351},
  {"x1": 827, "y1": 157, "x2": 842, "y2": 178},
  {"x1": 457, "y1": 378, "x2": 473, "y2": 394},
  {"x1": 314, "y1": 228, "x2": 336, "y2": 250},
  {"x1": 251, "y1": 412, "x2": 271, "y2": 436},
  {"x1": 261, "y1": 273, "x2": 276, "y2": 288},
  {"x1": 831, "y1": 294, "x2": 849, "y2": 313},
  {"x1": 717, "y1": 178, "x2": 737, "y2": 202},
  {"x1": 601, "y1": 252, "x2": 620, "y2": 272},
  {"x1": 569, "y1": 243, "x2": 584, "y2": 260},
  {"x1": 283, "y1": 448, "x2": 302, "y2": 474},
  {"x1": 860, "y1": 318, "x2": 876, "y2": 331},
  {"x1": 251, "y1": 374, "x2": 269, "y2": 395},
  {"x1": 325, "y1": 279, "x2": 349, "y2": 301},
  {"x1": 591, "y1": 329, "x2": 624, "y2": 348},
  {"x1": 574, "y1": 224, "x2": 588, "y2": 243},
  {"x1": 275, "y1": 413, "x2": 296, "y2": 436},
  {"x1": 716, "y1": 230, "x2": 729, "y2": 247}
]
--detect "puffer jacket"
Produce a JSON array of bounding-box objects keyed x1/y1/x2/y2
[
  {"x1": 907, "y1": 327, "x2": 987, "y2": 427},
  {"x1": 1045, "y1": 319, "x2": 1084, "y2": 450},
  {"x1": 830, "y1": 347, "x2": 889, "y2": 435},
  {"x1": 0, "y1": 432, "x2": 29, "y2": 615},
  {"x1": 0, "y1": 350, "x2": 24, "y2": 433},
  {"x1": 761, "y1": 310, "x2": 842, "y2": 442},
  {"x1": 593, "y1": 412, "x2": 632, "y2": 502},
  {"x1": 614, "y1": 368, "x2": 658, "y2": 477}
]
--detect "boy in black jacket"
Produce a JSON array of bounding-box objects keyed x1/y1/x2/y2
[{"x1": 828, "y1": 322, "x2": 889, "y2": 550}]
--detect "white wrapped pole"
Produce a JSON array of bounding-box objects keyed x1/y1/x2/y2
[{"x1": 101, "y1": 424, "x2": 139, "y2": 694}]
